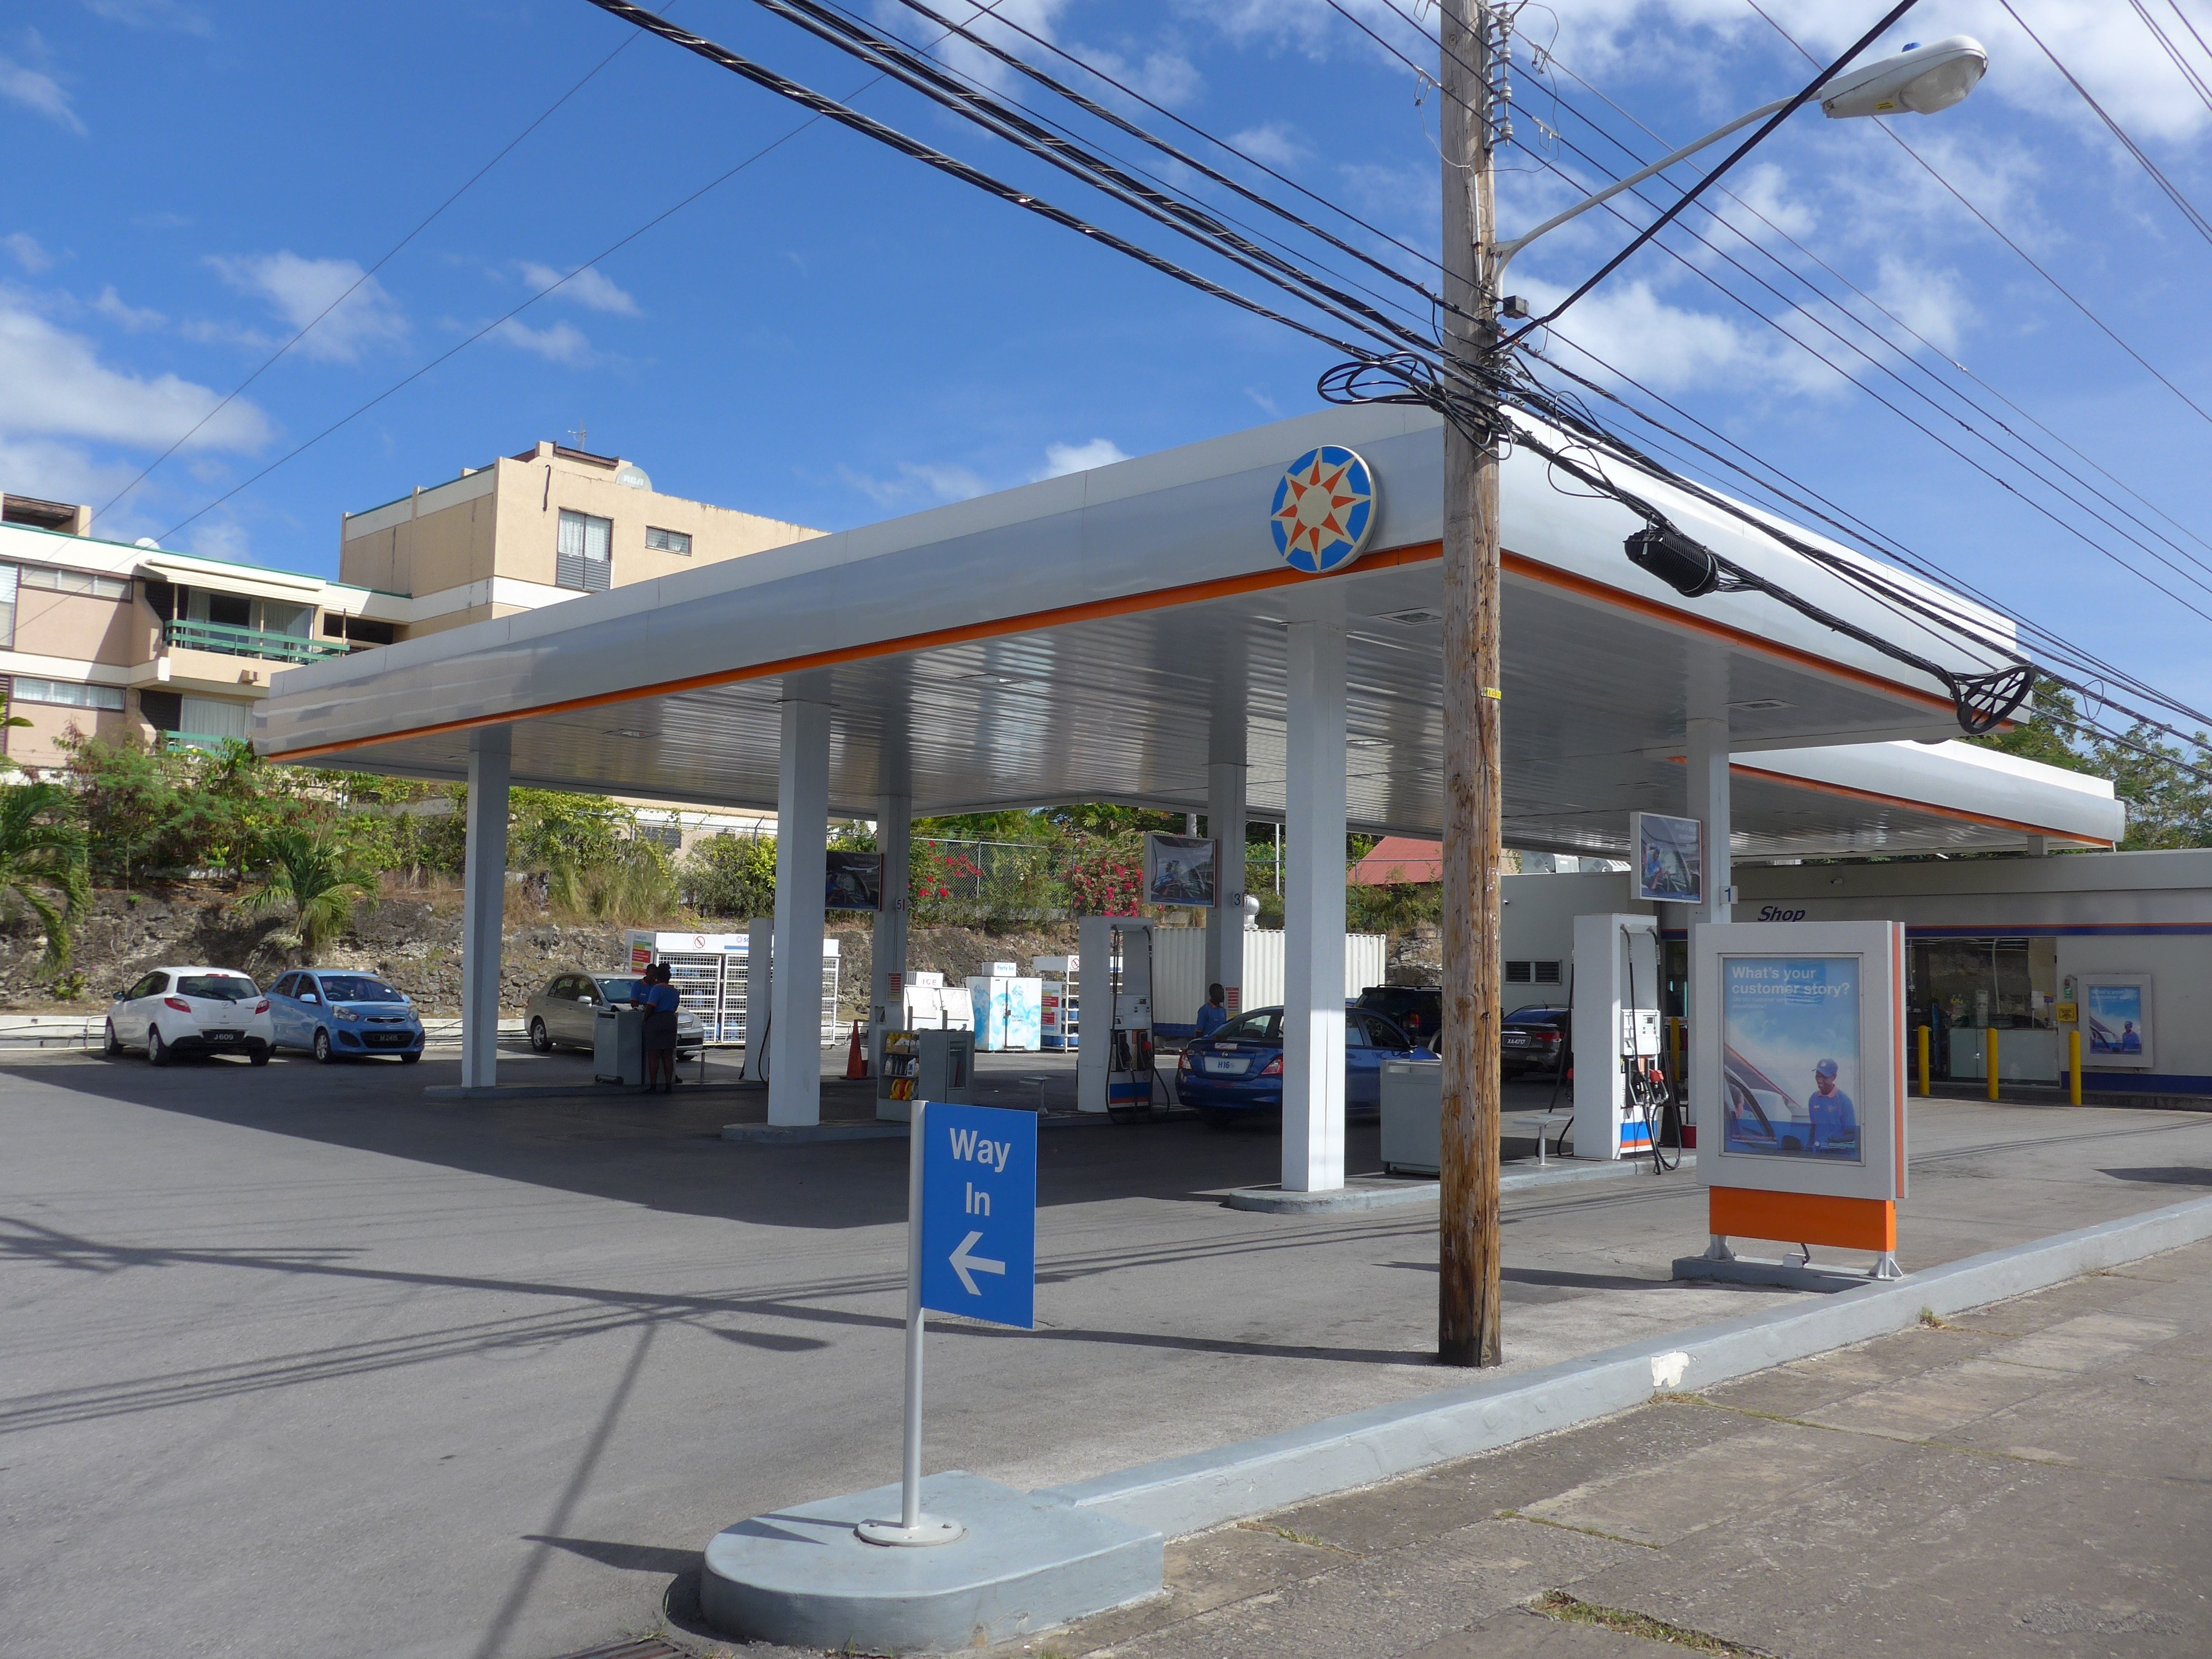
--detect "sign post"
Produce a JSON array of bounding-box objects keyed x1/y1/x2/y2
[{"x1": 857, "y1": 1100, "x2": 1037, "y2": 1547}]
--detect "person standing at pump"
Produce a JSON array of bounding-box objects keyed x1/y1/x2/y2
[
  {"x1": 1194, "y1": 983, "x2": 1229, "y2": 1040},
  {"x1": 633, "y1": 962, "x2": 681, "y2": 1093},
  {"x1": 1806, "y1": 1058, "x2": 1858, "y2": 1156}
]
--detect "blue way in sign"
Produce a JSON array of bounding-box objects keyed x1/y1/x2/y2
[{"x1": 919, "y1": 1102, "x2": 1037, "y2": 1330}]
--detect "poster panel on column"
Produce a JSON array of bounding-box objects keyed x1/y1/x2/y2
[
  {"x1": 2079, "y1": 974, "x2": 2154, "y2": 1069},
  {"x1": 1691, "y1": 920, "x2": 1907, "y2": 1204},
  {"x1": 1144, "y1": 833, "x2": 1218, "y2": 907},
  {"x1": 825, "y1": 851, "x2": 884, "y2": 910},
  {"x1": 1630, "y1": 811, "x2": 1702, "y2": 906}
]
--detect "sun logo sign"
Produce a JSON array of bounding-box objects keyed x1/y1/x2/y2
[{"x1": 1269, "y1": 445, "x2": 1377, "y2": 574}]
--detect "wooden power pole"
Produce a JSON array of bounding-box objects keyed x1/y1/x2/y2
[{"x1": 1438, "y1": 0, "x2": 1504, "y2": 1369}]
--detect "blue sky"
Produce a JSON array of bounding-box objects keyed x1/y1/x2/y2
[{"x1": 6, "y1": 1, "x2": 2212, "y2": 718}]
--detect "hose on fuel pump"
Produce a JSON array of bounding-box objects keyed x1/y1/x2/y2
[{"x1": 1621, "y1": 927, "x2": 1682, "y2": 1173}]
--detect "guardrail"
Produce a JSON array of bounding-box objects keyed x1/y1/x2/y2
[
  {"x1": 0, "y1": 1016, "x2": 528, "y2": 1049},
  {"x1": 163, "y1": 619, "x2": 351, "y2": 665}
]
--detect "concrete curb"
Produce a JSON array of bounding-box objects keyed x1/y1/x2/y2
[
  {"x1": 1041, "y1": 1193, "x2": 2212, "y2": 1540},
  {"x1": 1222, "y1": 1152, "x2": 1700, "y2": 1213},
  {"x1": 426, "y1": 1082, "x2": 747, "y2": 1102},
  {"x1": 720, "y1": 1110, "x2": 1197, "y2": 1144}
]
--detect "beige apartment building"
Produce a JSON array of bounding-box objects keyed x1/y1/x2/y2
[
  {"x1": 340, "y1": 441, "x2": 821, "y2": 637},
  {"x1": 0, "y1": 445, "x2": 820, "y2": 795}
]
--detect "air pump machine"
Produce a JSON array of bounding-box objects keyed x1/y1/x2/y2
[
  {"x1": 1076, "y1": 916, "x2": 1161, "y2": 1119},
  {"x1": 1569, "y1": 913, "x2": 1674, "y2": 1162}
]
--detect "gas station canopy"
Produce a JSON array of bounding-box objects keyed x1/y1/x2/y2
[{"x1": 255, "y1": 406, "x2": 2120, "y2": 855}]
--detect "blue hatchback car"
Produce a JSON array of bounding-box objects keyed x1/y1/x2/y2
[
  {"x1": 265, "y1": 970, "x2": 425, "y2": 1064},
  {"x1": 1176, "y1": 1003, "x2": 1420, "y2": 1128}
]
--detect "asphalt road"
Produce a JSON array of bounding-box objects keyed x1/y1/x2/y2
[{"x1": 3, "y1": 1045, "x2": 2208, "y2": 1659}]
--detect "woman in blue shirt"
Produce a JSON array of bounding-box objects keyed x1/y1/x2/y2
[{"x1": 633, "y1": 963, "x2": 682, "y2": 1093}]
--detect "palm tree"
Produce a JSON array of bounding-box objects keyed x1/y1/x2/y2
[
  {"x1": 244, "y1": 827, "x2": 377, "y2": 958},
  {"x1": 0, "y1": 781, "x2": 91, "y2": 970}
]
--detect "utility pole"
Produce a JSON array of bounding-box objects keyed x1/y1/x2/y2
[{"x1": 1438, "y1": 0, "x2": 1504, "y2": 1368}]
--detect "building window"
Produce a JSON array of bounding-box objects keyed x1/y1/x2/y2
[
  {"x1": 19, "y1": 565, "x2": 129, "y2": 601},
  {"x1": 1533, "y1": 960, "x2": 1563, "y2": 984},
  {"x1": 1505, "y1": 961, "x2": 1530, "y2": 983},
  {"x1": 13, "y1": 676, "x2": 125, "y2": 711},
  {"x1": 556, "y1": 509, "x2": 613, "y2": 592},
  {"x1": 138, "y1": 688, "x2": 183, "y2": 732},
  {"x1": 644, "y1": 526, "x2": 691, "y2": 556},
  {"x1": 0, "y1": 564, "x2": 15, "y2": 650}
]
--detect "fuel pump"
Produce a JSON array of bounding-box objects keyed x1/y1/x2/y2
[
  {"x1": 1570, "y1": 914, "x2": 1671, "y2": 1163},
  {"x1": 1621, "y1": 925, "x2": 1681, "y2": 1173},
  {"x1": 1076, "y1": 916, "x2": 1161, "y2": 1119}
]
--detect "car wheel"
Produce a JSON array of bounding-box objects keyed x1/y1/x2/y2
[
  {"x1": 312, "y1": 1029, "x2": 335, "y2": 1064},
  {"x1": 248, "y1": 1045, "x2": 271, "y2": 1067},
  {"x1": 148, "y1": 1027, "x2": 169, "y2": 1067},
  {"x1": 103, "y1": 1018, "x2": 124, "y2": 1057},
  {"x1": 400, "y1": 1051, "x2": 421, "y2": 1066},
  {"x1": 529, "y1": 1018, "x2": 552, "y2": 1053}
]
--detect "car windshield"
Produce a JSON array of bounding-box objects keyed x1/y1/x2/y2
[
  {"x1": 316, "y1": 976, "x2": 405, "y2": 1004},
  {"x1": 596, "y1": 978, "x2": 645, "y2": 1001},
  {"x1": 1211, "y1": 1010, "x2": 1281, "y2": 1043},
  {"x1": 176, "y1": 974, "x2": 257, "y2": 1001}
]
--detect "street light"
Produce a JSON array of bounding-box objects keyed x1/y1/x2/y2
[{"x1": 1495, "y1": 36, "x2": 1988, "y2": 276}]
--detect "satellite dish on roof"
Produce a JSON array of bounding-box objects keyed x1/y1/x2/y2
[
  {"x1": 615, "y1": 465, "x2": 651, "y2": 491},
  {"x1": 134, "y1": 537, "x2": 161, "y2": 549}
]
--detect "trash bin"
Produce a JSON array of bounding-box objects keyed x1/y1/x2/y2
[
  {"x1": 1380, "y1": 1053, "x2": 1443, "y2": 1176},
  {"x1": 594, "y1": 1005, "x2": 646, "y2": 1086}
]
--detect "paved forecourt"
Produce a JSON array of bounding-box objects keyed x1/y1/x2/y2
[{"x1": 4, "y1": 1048, "x2": 2210, "y2": 1658}]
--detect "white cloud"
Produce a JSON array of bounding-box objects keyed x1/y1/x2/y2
[
  {"x1": 90, "y1": 285, "x2": 166, "y2": 331},
  {"x1": 1072, "y1": 44, "x2": 1204, "y2": 108},
  {"x1": 1245, "y1": 385, "x2": 1281, "y2": 417},
  {"x1": 492, "y1": 317, "x2": 594, "y2": 363},
  {"x1": 0, "y1": 286, "x2": 272, "y2": 451},
  {"x1": 1228, "y1": 123, "x2": 1306, "y2": 169},
  {"x1": 0, "y1": 46, "x2": 85, "y2": 135},
  {"x1": 838, "y1": 460, "x2": 989, "y2": 508},
  {"x1": 1524, "y1": 275, "x2": 1838, "y2": 400},
  {"x1": 1865, "y1": 254, "x2": 1974, "y2": 357},
  {"x1": 1039, "y1": 437, "x2": 1130, "y2": 477},
  {"x1": 206, "y1": 251, "x2": 408, "y2": 362},
  {"x1": 520, "y1": 261, "x2": 641, "y2": 316},
  {"x1": 1730, "y1": 161, "x2": 1815, "y2": 241},
  {"x1": 0, "y1": 435, "x2": 140, "y2": 517},
  {"x1": 80, "y1": 0, "x2": 212, "y2": 34},
  {"x1": 182, "y1": 518, "x2": 254, "y2": 563},
  {"x1": 4, "y1": 232, "x2": 54, "y2": 274}
]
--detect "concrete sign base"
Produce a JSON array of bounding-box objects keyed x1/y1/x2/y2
[
  {"x1": 700, "y1": 1470, "x2": 1162, "y2": 1654},
  {"x1": 1671, "y1": 1252, "x2": 1895, "y2": 1292}
]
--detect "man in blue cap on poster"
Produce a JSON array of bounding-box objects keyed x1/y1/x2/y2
[{"x1": 1807, "y1": 1058, "x2": 1859, "y2": 1156}]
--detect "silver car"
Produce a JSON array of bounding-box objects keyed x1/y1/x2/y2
[{"x1": 526, "y1": 969, "x2": 703, "y2": 1059}]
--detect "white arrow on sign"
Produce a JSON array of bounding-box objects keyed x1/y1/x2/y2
[{"x1": 947, "y1": 1230, "x2": 1006, "y2": 1297}]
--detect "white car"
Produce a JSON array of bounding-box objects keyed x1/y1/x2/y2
[{"x1": 105, "y1": 966, "x2": 275, "y2": 1066}]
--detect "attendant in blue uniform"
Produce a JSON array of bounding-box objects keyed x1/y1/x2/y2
[{"x1": 1194, "y1": 983, "x2": 1229, "y2": 1040}]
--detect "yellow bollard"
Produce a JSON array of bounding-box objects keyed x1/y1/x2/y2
[
  {"x1": 1916, "y1": 1025, "x2": 1932, "y2": 1097},
  {"x1": 1986, "y1": 1027, "x2": 2000, "y2": 1100},
  {"x1": 2070, "y1": 1028, "x2": 2083, "y2": 1107}
]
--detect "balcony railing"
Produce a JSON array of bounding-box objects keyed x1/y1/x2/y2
[
  {"x1": 163, "y1": 619, "x2": 351, "y2": 666},
  {"x1": 165, "y1": 731, "x2": 246, "y2": 754}
]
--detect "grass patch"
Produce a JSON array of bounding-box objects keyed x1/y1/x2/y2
[
  {"x1": 1235, "y1": 1520, "x2": 1354, "y2": 1554},
  {"x1": 1494, "y1": 1510, "x2": 1660, "y2": 1551},
  {"x1": 1531, "y1": 1590, "x2": 1772, "y2": 1655},
  {"x1": 1919, "y1": 1308, "x2": 1966, "y2": 1330}
]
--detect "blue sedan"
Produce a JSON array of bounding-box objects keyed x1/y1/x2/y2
[
  {"x1": 265, "y1": 970, "x2": 426, "y2": 1064},
  {"x1": 1176, "y1": 1004, "x2": 1420, "y2": 1128}
]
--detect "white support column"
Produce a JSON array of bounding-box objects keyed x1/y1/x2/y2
[
  {"x1": 460, "y1": 726, "x2": 511, "y2": 1089},
  {"x1": 1204, "y1": 761, "x2": 1248, "y2": 1014},
  {"x1": 769, "y1": 694, "x2": 831, "y2": 1126},
  {"x1": 873, "y1": 791, "x2": 911, "y2": 1073},
  {"x1": 1283, "y1": 623, "x2": 1347, "y2": 1193},
  {"x1": 1686, "y1": 717, "x2": 1732, "y2": 926}
]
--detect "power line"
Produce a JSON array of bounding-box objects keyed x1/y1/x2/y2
[
  {"x1": 1742, "y1": 0, "x2": 2212, "y2": 431},
  {"x1": 98, "y1": 21, "x2": 656, "y2": 533},
  {"x1": 1999, "y1": 0, "x2": 2212, "y2": 248},
  {"x1": 2130, "y1": 0, "x2": 2212, "y2": 120}
]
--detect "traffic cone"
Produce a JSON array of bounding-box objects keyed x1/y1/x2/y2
[{"x1": 846, "y1": 1019, "x2": 870, "y2": 1080}]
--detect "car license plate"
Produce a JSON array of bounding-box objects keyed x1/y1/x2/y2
[
  {"x1": 1504, "y1": 1032, "x2": 1527, "y2": 1047},
  {"x1": 204, "y1": 1029, "x2": 238, "y2": 1042},
  {"x1": 367, "y1": 1032, "x2": 406, "y2": 1047},
  {"x1": 1203, "y1": 1057, "x2": 1246, "y2": 1074}
]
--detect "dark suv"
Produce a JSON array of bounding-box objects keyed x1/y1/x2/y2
[{"x1": 1355, "y1": 985, "x2": 1441, "y2": 1050}]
